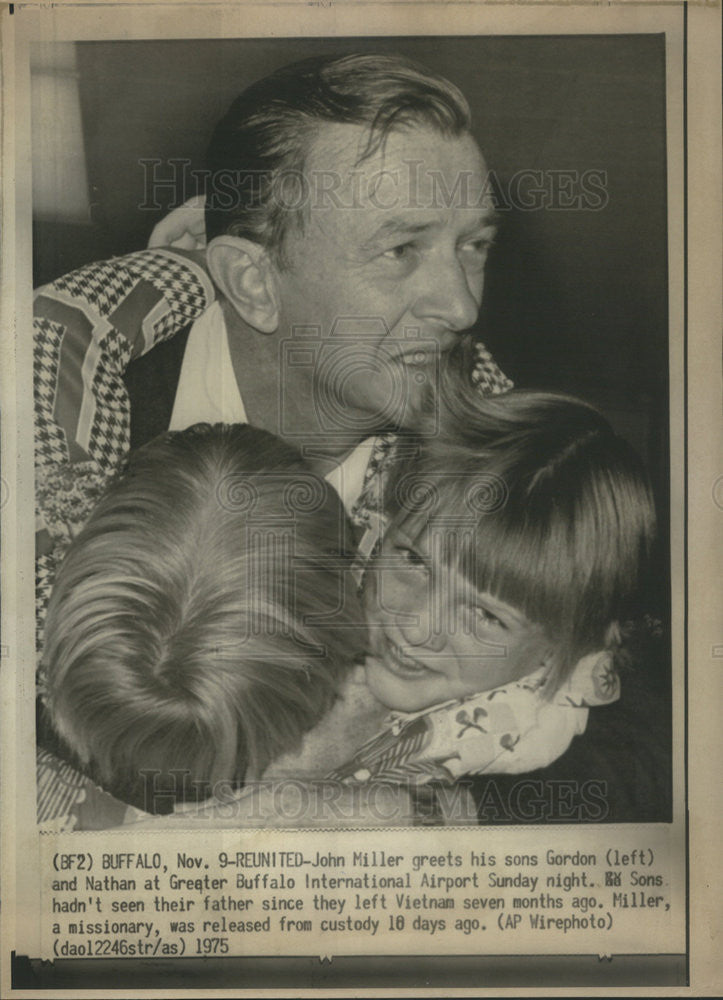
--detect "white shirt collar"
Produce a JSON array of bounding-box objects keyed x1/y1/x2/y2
[{"x1": 170, "y1": 304, "x2": 376, "y2": 516}]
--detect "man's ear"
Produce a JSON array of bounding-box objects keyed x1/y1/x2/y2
[{"x1": 206, "y1": 236, "x2": 279, "y2": 334}]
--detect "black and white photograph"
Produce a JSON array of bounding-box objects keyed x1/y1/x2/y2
[
  {"x1": 31, "y1": 30, "x2": 674, "y2": 829},
  {"x1": 1, "y1": 1, "x2": 720, "y2": 994}
]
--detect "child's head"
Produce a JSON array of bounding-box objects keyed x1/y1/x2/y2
[
  {"x1": 42, "y1": 423, "x2": 364, "y2": 809},
  {"x1": 364, "y1": 388, "x2": 656, "y2": 711}
]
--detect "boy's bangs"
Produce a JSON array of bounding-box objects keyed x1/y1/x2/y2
[{"x1": 424, "y1": 495, "x2": 572, "y2": 643}]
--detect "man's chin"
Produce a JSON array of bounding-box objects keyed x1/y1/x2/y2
[{"x1": 342, "y1": 375, "x2": 430, "y2": 433}]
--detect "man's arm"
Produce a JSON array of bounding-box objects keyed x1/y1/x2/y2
[
  {"x1": 34, "y1": 247, "x2": 214, "y2": 474},
  {"x1": 34, "y1": 248, "x2": 215, "y2": 658},
  {"x1": 35, "y1": 247, "x2": 214, "y2": 537}
]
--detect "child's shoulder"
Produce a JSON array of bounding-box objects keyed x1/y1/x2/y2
[{"x1": 262, "y1": 666, "x2": 388, "y2": 781}]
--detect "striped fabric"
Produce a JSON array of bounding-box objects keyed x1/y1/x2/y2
[
  {"x1": 36, "y1": 747, "x2": 88, "y2": 827},
  {"x1": 36, "y1": 747, "x2": 147, "y2": 831}
]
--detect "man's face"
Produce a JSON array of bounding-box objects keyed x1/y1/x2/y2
[{"x1": 273, "y1": 122, "x2": 497, "y2": 433}]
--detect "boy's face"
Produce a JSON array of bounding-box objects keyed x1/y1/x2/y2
[{"x1": 363, "y1": 520, "x2": 556, "y2": 712}]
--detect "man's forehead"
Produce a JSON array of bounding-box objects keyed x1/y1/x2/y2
[
  {"x1": 304, "y1": 119, "x2": 487, "y2": 182},
  {"x1": 305, "y1": 120, "x2": 370, "y2": 171},
  {"x1": 302, "y1": 121, "x2": 494, "y2": 232}
]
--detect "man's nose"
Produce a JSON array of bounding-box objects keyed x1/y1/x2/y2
[{"x1": 412, "y1": 255, "x2": 482, "y2": 334}]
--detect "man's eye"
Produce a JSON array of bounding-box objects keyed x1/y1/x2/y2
[
  {"x1": 382, "y1": 242, "x2": 414, "y2": 261},
  {"x1": 461, "y1": 236, "x2": 495, "y2": 256}
]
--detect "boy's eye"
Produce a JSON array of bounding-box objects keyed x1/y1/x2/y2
[
  {"x1": 394, "y1": 545, "x2": 428, "y2": 571},
  {"x1": 473, "y1": 605, "x2": 505, "y2": 630}
]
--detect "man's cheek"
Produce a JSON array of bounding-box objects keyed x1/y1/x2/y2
[{"x1": 471, "y1": 271, "x2": 486, "y2": 305}]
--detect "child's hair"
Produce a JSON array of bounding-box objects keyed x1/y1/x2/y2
[
  {"x1": 42, "y1": 423, "x2": 364, "y2": 810},
  {"x1": 387, "y1": 354, "x2": 657, "y2": 691}
]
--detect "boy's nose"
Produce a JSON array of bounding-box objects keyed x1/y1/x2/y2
[{"x1": 399, "y1": 617, "x2": 446, "y2": 651}]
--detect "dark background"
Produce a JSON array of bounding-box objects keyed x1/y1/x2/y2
[{"x1": 32, "y1": 34, "x2": 670, "y2": 617}]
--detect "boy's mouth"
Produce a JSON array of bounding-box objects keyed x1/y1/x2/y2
[{"x1": 379, "y1": 633, "x2": 439, "y2": 679}]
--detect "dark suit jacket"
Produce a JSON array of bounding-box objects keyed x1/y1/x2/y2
[{"x1": 122, "y1": 324, "x2": 192, "y2": 450}]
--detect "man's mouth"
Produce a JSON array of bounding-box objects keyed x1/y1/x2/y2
[
  {"x1": 396, "y1": 347, "x2": 452, "y2": 367},
  {"x1": 388, "y1": 335, "x2": 456, "y2": 368},
  {"x1": 396, "y1": 350, "x2": 433, "y2": 367}
]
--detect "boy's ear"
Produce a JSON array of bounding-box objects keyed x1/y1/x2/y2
[{"x1": 206, "y1": 236, "x2": 280, "y2": 334}]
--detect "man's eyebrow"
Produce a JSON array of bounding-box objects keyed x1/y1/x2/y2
[
  {"x1": 461, "y1": 209, "x2": 501, "y2": 235},
  {"x1": 362, "y1": 210, "x2": 500, "y2": 249},
  {"x1": 361, "y1": 218, "x2": 436, "y2": 248}
]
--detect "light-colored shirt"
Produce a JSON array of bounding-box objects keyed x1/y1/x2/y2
[
  {"x1": 170, "y1": 301, "x2": 378, "y2": 516},
  {"x1": 169, "y1": 301, "x2": 248, "y2": 429}
]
